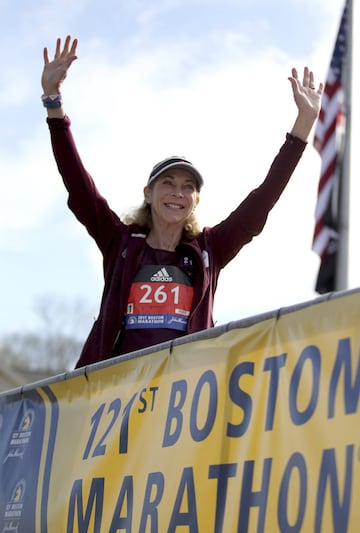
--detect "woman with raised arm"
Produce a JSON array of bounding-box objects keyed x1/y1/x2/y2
[{"x1": 41, "y1": 36, "x2": 323, "y2": 368}]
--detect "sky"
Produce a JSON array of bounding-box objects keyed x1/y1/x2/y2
[{"x1": 0, "y1": 0, "x2": 358, "y2": 343}]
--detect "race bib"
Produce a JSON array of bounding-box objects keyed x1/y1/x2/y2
[{"x1": 125, "y1": 265, "x2": 194, "y2": 331}]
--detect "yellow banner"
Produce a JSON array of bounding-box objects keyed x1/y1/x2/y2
[{"x1": 1, "y1": 291, "x2": 360, "y2": 532}]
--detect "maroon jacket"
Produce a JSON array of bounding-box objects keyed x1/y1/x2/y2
[{"x1": 47, "y1": 117, "x2": 306, "y2": 368}]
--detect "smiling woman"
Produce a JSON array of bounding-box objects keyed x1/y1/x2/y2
[{"x1": 41, "y1": 35, "x2": 323, "y2": 368}]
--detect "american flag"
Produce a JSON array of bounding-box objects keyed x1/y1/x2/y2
[{"x1": 312, "y1": 1, "x2": 349, "y2": 294}]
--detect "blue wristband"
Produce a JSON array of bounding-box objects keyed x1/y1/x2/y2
[{"x1": 41, "y1": 93, "x2": 62, "y2": 109}]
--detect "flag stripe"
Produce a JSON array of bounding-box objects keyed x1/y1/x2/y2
[{"x1": 314, "y1": 172, "x2": 336, "y2": 224}]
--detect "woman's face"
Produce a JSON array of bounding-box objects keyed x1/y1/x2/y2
[{"x1": 145, "y1": 169, "x2": 200, "y2": 227}]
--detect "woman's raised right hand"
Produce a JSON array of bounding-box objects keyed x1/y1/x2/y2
[{"x1": 41, "y1": 35, "x2": 78, "y2": 95}]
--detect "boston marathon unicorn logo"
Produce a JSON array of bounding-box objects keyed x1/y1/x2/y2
[
  {"x1": 2, "y1": 409, "x2": 35, "y2": 464},
  {"x1": 1, "y1": 478, "x2": 26, "y2": 532}
]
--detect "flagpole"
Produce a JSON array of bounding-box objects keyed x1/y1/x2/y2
[{"x1": 335, "y1": 0, "x2": 353, "y2": 290}]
